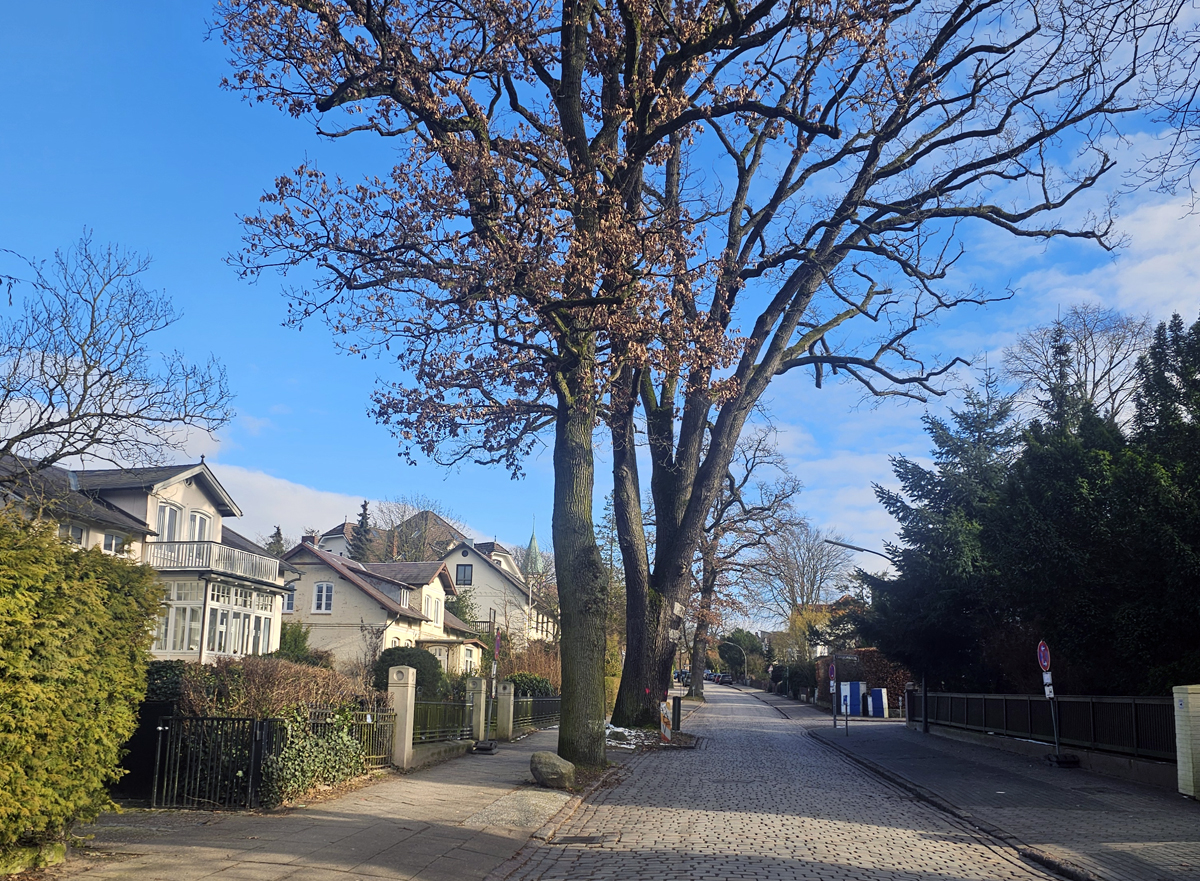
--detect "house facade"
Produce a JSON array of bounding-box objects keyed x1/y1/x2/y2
[
  {"x1": 443, "y1": 539, "x2": 556, "y2": 645},
  {"x1": 2, "y1": 458, "x2": 295, "y2": 662},
  {"x1": 282, "y1": 538, "x2": 484, "y2": 675}
]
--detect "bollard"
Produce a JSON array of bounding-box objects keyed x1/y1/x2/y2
[{"x1": 671, "y1": 695, "x2": 682, "y2": 731}]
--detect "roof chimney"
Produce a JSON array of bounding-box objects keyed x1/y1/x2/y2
[{"x1": 301, "y1": 534, "x2": 316, "y2": 545}]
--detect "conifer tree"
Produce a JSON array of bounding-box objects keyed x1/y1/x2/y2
[{"x1": 347, "y1": 501, "x2": 373, "y2": 563}]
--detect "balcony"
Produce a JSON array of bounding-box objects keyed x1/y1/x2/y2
[{"x1": 145, "y1": 541, "x2": 282, "y2": 587}]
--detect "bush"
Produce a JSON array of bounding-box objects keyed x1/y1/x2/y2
[
  {"x1": 0, "y1": 510, "x2": 162, "y2": 851},
  {"x1": 372, "y1": 646, "x2": 444, "y2": 693},
  {"x1": 179, "y1": 656, "x2": 381, "y2": 718},
  {"x1": 260, "y1": 710, "x2": 366, "y2": 808},
  {"x1": 145, "y1": 659, "x2": 187, "y2": 702},
  {"x1": 269, "y1": 620, "x2": 334, "y2": 668},
  {"x1": 506, "y1": 672, "x2": 557, "y2": 696}
]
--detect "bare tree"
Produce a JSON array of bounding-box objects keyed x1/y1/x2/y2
[
  {"x1": 0, "y1": 234, "x2": 233, "y2": 479},
  {"x1": 371, "y1": 494, "x2": 467, "y2": 561},
  {"x1": 1003, "y1": 304, "x2": 1153, "y2": 426},
  {"x1": 755, "y1": 525, "x2": 855, "y2": 625},
  {"x1": 218, "y1": 0, "x2": 1181, "y2": 750},
  {"x1": 688, "y1": 427, "x2": 802, "y2": 700}
]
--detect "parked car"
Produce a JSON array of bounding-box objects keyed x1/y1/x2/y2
[{"x1": 718, "y1": 672, "x2": 733, "y2": 684}]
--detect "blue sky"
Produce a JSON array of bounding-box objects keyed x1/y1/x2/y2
[{"x1": 3, "y1": 6, "x2": 1198, "y2": 561}]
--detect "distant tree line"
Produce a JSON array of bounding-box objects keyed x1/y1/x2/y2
[{"x1": 857, "y1": 312, "x2": 1200, "y2": 697}]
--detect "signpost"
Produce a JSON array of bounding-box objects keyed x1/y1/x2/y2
[
  {"x1": 829, "y1": 663, "x2": 837, "y2": 729},
  {"x1": 1039, "y1": 640, "x2": 1062, "y2": 759}
]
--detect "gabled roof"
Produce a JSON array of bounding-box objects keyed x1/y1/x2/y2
[
  {"x1": 474, "y1": 541, "x2": 512, "y2": 557},
  {"x1": 0, "y1": 457, "x2": 153, "y2": 535},
  {"x1": 442, "y1": 609, "x2": 477, "y2": 636},
  {"x1": 283, "y1": 542, "x2": 429, "y2": 622},
  {"x1": 73, "y1": 462, "x2": 242, "y2": 517},
  {"x1": 362, "y1": 561, "x2": 455, "y2": 593}
]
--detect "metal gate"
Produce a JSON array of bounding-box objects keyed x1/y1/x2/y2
[{"x1": 152, "y1": 716, "x2": 285, "y2": 809}]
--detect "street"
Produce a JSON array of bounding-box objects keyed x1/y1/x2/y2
[{"x1": 504, "y1": 687, "x2": 1055, "y2": 881}]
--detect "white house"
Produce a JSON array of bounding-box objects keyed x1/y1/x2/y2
[
  {"x1": 282, "y1": 538, "x2": 485, "y2": 675},
  {"x1": 1, "y1": 457, "x2": 296, "y2": 662},
  {"x1": 442, "y1": 538, "x2": 556, "y2": 645}
]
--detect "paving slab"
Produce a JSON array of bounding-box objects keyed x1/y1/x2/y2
[
  {"x1": 756, "y1": 690, "x2": 1200, "y2": 881},
  {"x1": 53, "y1": 728, "x2": 575, "y2": 881}
]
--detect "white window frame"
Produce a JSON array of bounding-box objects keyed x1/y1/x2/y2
[
  {"x1": 188, "y1": 511, "x2": 211, "y2": 542},
  {"x1": 156, "y1": 503, "x2": 182, "y2": 543},
  {"x1": 282, "y1": 592, "x2": 295, "y2": 613},
  {"x1": 313, "y1": 581, "x2": 334, "y2": 613},
  {"x1": 102, "y1": 533, "x2": 125, "y2": 555},
  {"x1": 58, "y1": 523, "x2": 84, "y2": 545}
]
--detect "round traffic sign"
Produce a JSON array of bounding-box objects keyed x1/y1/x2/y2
[
  {"x1": 829, "y1": 663, "x2": 836, "y2": 679},
  {"x1": 1037, "y1": 640, "x2": 1051, "y2": 672}
]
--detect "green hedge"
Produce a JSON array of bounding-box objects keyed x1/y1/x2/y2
[
  {"x1": 372, "y1": 646, "x2": 444, "y2": 693},
  {"x1": 506, "y1": 673, "x2": 557, "y2": 696},
  {"x1": 0, "y1": 510, "x2": 162, "y2": 851},
  {"x1": 261, "y1": 712, "x2": 366, "y2": 808}
]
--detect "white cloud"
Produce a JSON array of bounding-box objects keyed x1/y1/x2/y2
[
  {"x1": 1016, "y1": 196, "x2": 1200, "y2": 320},
  {"x1": 208, "y1": 463, "x2": 491, "y2": 548}
]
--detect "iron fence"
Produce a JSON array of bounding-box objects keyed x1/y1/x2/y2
[
  {"x1": 308, "y1": 707, "x2": 396, "y2": 769},
  {"x1": 513, "y1": 695, "x2": 561, "y2": 730},
  {"x1": 152, "y1": 716, "x2": 285, "y2": 809},
  {"x1": 907, "y1": 691, "x2": 1176, "y2": 761},
  {"x1": 413, "y1": 700, "x2": 473, "y2": 743}
]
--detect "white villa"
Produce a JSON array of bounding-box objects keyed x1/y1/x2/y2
[{"x1": 1, "y1": 457, "x2": 296, "y2": 662}]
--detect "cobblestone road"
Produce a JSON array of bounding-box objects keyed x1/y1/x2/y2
[{"x1": 503, "y1": 688, "x2": 1056, "y2": 881}]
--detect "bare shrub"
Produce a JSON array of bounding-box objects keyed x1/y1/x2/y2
[{"x1": 178, "y1": 656, "x2": 383, "y2": 718}]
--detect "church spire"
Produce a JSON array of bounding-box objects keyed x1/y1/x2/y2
[{"x1": 524, "y1": 518, "x2": 542, "y2": 577}]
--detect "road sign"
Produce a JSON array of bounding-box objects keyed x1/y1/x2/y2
[
  {"x1": 1037, "y1": 640, "x2": 1051, "y2": 672},
  {"x1": 829, "y1": 682, "x2": 836, "y2": 694},
  {"x1": 1044, "y1": 684, "x2": 1055, "y2": 699},
  {"x1": 1042, "y1": 671, "x2": 1053, "y2": 685},
  {"x1": 829, "y1": 663, "x2": 836, "y2": 680}
]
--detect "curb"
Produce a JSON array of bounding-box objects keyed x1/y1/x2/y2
[
  {"x1": 805, "y1": 727, "x2": 1106, "y2": 881},
  {"x1": 482, "y1": 756, "x2": 628, "y2": 881}
]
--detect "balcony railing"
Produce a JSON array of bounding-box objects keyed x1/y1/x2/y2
[{"x1": 145, "y1": 541, "x2": 281, "y2": 586}]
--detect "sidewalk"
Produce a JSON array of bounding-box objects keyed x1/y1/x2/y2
[
  {"x1": 754, "y1": 690, "x2": 1200, "y2": 881},
  {"x1": 52, "y1": 728, "x2": 589, "y2": 881}
]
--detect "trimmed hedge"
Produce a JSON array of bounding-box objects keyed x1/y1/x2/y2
[
  {"x1": 0, "y1": 510, "x2": 162, "y2": 851},
  {"x1": 372, "y1": 646, "x2": 443, "y2": 693},
  {"x1": 506, "y1": 672, "x2": 557, "y2": 696}
]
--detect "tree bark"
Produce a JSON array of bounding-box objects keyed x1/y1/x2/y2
[{"x1": 552, "y1": 357, "x2": 608, "y2": 768}]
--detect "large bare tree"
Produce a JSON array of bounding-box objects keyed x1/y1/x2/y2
[
  {"x1": 217, "y1": 0, "x2": 1180, "y2": 747},
  {"x1": 0, "y1": 235, "x2": 233, "y2": 480},
  {"x1": 687, "y1": 427, "x2": 801, "y2": 700},
  {"x1": 754, "y1": 524, "x2": 855, "y2": 624},
  {"x1": 1002, "y1": 303, "x2": 1152, "y2": 426}
]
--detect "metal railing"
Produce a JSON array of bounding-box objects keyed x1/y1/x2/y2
[
  {"x1": 152, "y1": 716, "x2": 285, "y2": 809},
  {"x1": 145, "y1": 541, "x2": 281, "y2": 586},
  {"x1": 907, "y1": 691, "x2": 1176, "y2": 761},
  {"x1": 413, "y1": 700, "x2": 473, "y2": 743},
  {"x1": 308, "y1": 707, "x2": 396, "y2": 769},
  {"x1": 513, "y1": 695, "x2": 561, "y2": 730}
]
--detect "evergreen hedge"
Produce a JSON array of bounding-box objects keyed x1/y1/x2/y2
[{"x1": 0, "y1": 510, "x2": 162, "y2": 852}]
